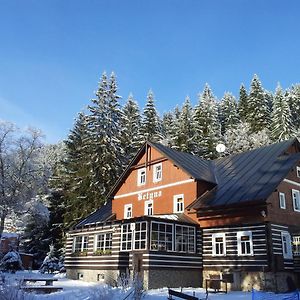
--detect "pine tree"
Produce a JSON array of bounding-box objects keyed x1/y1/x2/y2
[
  {"x1": 87, "y1": 72, "x2": 125, "y2": 204},
  {"x1": 248, "y1": 74, "x2": 271, "y2": 132},
  {"x1": 173, "y1": 96, "x2": 195, "y2": 152},
  {"x1": 141, "y1": 90, "x2": 161, "y2": 142},
  {"x1": 193, "y1": 84, "x2": 221, "y2": 159},
  {"x1": 288, "y1": 84, "x2": 300, "y2": 130},
  {"x1": 225, "y1": 122, "x2": 271, "y2": 154},
  {"x1": 271, "y1": 84, "x2": 295, "y2": 142},
  {"x1": 238, "y1": 84, "x2": 249, "y2": 122},
  {"x1": 121, "y1": 94, "x2": 143, "y2": 163},
  {"x1": 62, "y1": 111, "x2": 95, "y2": 227},
  {"x1": 220, "y1": 92, "x2": 239, "y2": 135},
  {"x1": 161, "y1": 111, "x2": 176, "y2": 147}
]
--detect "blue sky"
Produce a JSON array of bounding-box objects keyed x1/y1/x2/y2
[{"x1": 0, "y1": 0, "x2": 300, "y2": 143}]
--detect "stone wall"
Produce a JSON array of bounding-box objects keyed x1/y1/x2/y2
[
  {"x1": 203, "y1": 270, "x2": 299, "y2": 292},
  {"x1": 144, "y1": 269, "x2": 202, "y2": 290},
  {"x1": 67, "y1": 268, "x2": 120, "y2": 286}
]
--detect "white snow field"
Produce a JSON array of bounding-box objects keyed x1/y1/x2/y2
[{"x1": 0, "y1": 270, "x2": 252, "y2": 300}]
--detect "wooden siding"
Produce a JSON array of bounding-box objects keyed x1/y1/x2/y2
[
  {"x1": 65, "y1": 223, "x2": 129, "y2": 270},
  {"x1": 128, "y1": 251, "x2": 202, "y2": 270},
  {"x1": 267, "y1": 161, "x2": 300, "y2": 227},
  {"x1": 270, "y1": 224, "x2": 294, "y2": 271},
  {"x1": 202, "y1": 224, "x2": 269, "y2": 270},
  {"x1": 66, "y1": 219, "x2": 203, "y2": 272}
]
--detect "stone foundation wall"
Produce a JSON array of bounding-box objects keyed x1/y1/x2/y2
[
  {"x1": 67, "y1": 268, "x2": 120, "y2": 285},
  {"x1": 145, "y1": 269, "x2": 202, "y2": 290},
  {"x1": 203, "y1": 270, "x2": 299, "y2": 292}
]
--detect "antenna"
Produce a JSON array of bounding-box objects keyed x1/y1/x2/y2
[{"x1": 216, "y1": 143, "x2": 226, "y2": 153}]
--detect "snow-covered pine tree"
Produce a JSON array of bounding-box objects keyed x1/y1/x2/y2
[
  {"x1": 225, "y1": 122, "x2": 271, "y2": 154},
  {"x1": 288, "y1": 84, "x2": 300, "y2": 130},
  {"x1": 121, "y1": 93, "x2": 144, "y2": 163},
  {"x1": 141, "y1": 90, "x2": 162, "y2": 142},
  {"x1": 193, "y1": 84, "x2": 221, "y2": 159},
  {"x1": 173, "y1": 96, "x2": 195, "y2": 153},
  {"x1": 61, "y1": 111, "x2": 96, "y2": 228},
  {"x1": 248, "y1": 74, "x2": 271, "y2": 132},
  {"x1": 219, "y1": 92, "x2": 239, "y2": 135},
  {"x1": 264, "y1": 90, "x2": 274, "y2": 116},
  {"x1": 161, "y1": 111, "x2": 176, "y2": 147},
  {"x1": 271, "y1": 84, "x2": 296, "y2": 142},
  {"x1": 87, "y1": 72, "x2": 124, "y2": 206},
  {"x1": 238, "y1": 84, "x2": 249, "y2": 122}
]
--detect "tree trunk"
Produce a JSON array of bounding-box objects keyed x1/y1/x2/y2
[{"x1": 0, "y1": 215, "x2": 5, "y2": 239}]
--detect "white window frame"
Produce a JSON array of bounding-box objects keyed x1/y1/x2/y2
[
  {"x1": 120, "y1": 223, "x2": 132, "y2": 251},
  {"x1": 73, "y1": 236, "x2": 89, "y2": 253},
  {"x1": 297, "y1": 166, "x2": 300, "y2": 178},
  {"x1": 292, "y1": 189, "x2": 300, "y2": 212},
  {"x1": 293, "y1": 236, "x2": 300, "y2": 256},
  {"x1": 133, "y1": 221, "x2": 147, "y2": 250},
  {"x1": 144, "y1": 199, "x2": 153, "y2": 216},
  {"x1": 175, "y1": 224, "x2": 196, "y2": 253},
  {"x1": 281, "y1": 231, "x2": 293, "y2": 259},
  {"x1": 150, "y1": 221, "x2": 174, "y2": 252},
  {"x1": 137, "y1": 168, "x2": 146, "y2": 186},
  {"x1": 173, "y1": 194, "x2": 184, "y2": 213},
  {"x1": 124, "y1": 204, "x2": 133, "y2": 219},
  {"x1": 94, "y1": 233, "x2": 112, "y2": 252},
  {"x1": 212, "y1": 233, "x2": 226, "y2": 256},
  {"x1": 279, "y1": 192, "x2": 286, "y2": 209},
  {"x1": 237, "y1": 231, "x2": 254, "y2": 256},
  {"x1": 153, "y1": 163, "x2": 162, "y2": 183}
]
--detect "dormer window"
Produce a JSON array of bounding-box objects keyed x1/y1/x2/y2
[
  {"x1": 153, "y1": 163, "x2": 162, "y2": 182},
  {"x1": 137, "y1": 168, "x2": 146, "y2": 186}
]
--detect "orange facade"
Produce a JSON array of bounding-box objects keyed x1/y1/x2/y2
[{"x1": 112, "y1": 146, "x2": 198, "y2": 220}]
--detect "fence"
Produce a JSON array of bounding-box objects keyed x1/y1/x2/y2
[{"x1": 252, "y1": 289, "x2": 300, "y2": 300}]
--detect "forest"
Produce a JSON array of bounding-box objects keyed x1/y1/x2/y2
[{"x1": 1, "y1": 72, "x2": 300, "y2": 267}]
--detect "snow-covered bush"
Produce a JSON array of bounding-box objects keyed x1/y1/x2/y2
[
  {"x1": 39, "y1": 244, "x2": 63, "y2": 273},
  {"x1": 0, "y1": 277, "x2": 34, "y2": 300},
  {"x1": 0, "y1": 249, "x2": 23, "y2": 273}
]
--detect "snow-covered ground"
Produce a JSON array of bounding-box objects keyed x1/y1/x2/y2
[{"x1": 0, "y1": 271, "x2": 252, "y2": 300}]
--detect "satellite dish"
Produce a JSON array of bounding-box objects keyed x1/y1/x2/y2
[{"x1": 216, "y1": 143, "x2": 226, "y2": 153}]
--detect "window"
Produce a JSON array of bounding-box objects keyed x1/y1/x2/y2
[
  {"x1": 121, "y1": 224, "x2": 132, "y2": 251},
  {"x1": 137, "y1": 168, "x2": 146, "y2": 186},
  {"x1": 73, "y1": 236, "x2": 89, "y2": 253},
  {"x1": 175, "y1": 225, "x2": 195, "y2": 253},
  {"x1": 153, "y1": 163, "x2": 162, "y2": 182},
  {"x1": 281, "y1": 231, "x2": 293, "y2": 259},
  {"x1": 95, "y1": 233, "x2": 112, "y2": 251},
  {"x1": 293, "y1": 236, "x2": 300, "y2": 256},
  {"x1": 121, "y1": 222, "x2": 147, "y2": 251},
  {"x1": 173, "y1": 194, "x2": 184, "y2": 213},
  {"x1": 292, "y1": 189, "x2": 300, "y2": 212},
  {"x1": 134, "y1": 222, "x2": 147, "y2": 250},
  {"x1": 212, "y1": 233, "x2": 226, "y2": 256},
  {"x1": 151, "y1": 222, "x2": 173, "y2": 251},
  {"x1": 145, "y1": 200, "x2": 153, "y2": 215},
  {"x1": 279, "y1": 192, "x2": 286, "y2": 209},
  {"x1": 297, "y1": 166, "x2": 300, "y2": 178},
  {"x1": 124, "y1": 204, "x2": 132, "y2": 219},
  {"x1": 237, "y1": 231, "x2": 253, "y2": 256}
]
